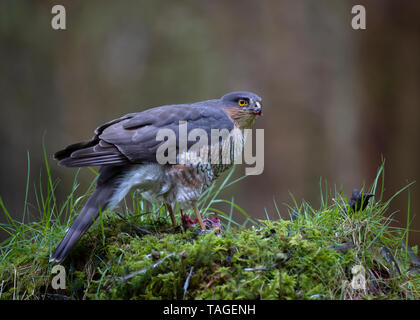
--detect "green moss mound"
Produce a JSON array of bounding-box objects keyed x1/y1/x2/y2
[
  {"x1": 0, "y1": 162, "x2": 419, "y2": 299},
  {"x1": 1, "y1": 211, "x2": 419, "y2": 300}
]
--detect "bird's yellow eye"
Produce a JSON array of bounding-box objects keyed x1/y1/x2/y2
[{"x1": 238, "y1": 99, "x2": 247, "y2": 107}]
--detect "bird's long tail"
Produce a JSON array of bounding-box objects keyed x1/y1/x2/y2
[{"x1": 50, "y1": 166, "x2": 125, "y2": 263}]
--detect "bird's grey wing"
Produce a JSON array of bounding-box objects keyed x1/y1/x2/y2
[
  {"x1": 54, "y1": 113, "x2": 135, "y2": 167},
  {"x1": 100, "y1": 104, "x2": 235, "y2": 162},
  {"x1": 55, "y1": 103, "x2": 234, "y2": 167}
]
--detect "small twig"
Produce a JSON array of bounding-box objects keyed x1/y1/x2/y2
[
  {"x1": 119, "y1": 253, "x2": 176, "y2": 282},
  {"x1": 183, "y1": 267, "x2": 194, "y2": 300},
  {"x1": 244, "y1": 263, "x2": 277, "y2": 272}
]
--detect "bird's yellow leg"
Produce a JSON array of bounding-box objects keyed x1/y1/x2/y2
[
  {"x1": 166, "y1": 204, "x2": 177, "y2": 228},
  {"x1": 193, "y1": 202, "x2": 206, "y2": 230}
]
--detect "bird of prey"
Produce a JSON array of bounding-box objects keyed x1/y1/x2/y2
[
  {"x1": 50, "y1": 91, "x2": 262, "y2": 263},
  {"x1": 348, "y1": 189, "x2": 374, "y2": 212}
]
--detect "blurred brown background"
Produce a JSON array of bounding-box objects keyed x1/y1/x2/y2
[{"x1": 0, "y1": 0, "x2": 419, "y2": 245}]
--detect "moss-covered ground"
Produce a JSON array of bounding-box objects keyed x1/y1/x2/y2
[{"x1": 0, "y1": 159, "x2": 419, "y2": 300}]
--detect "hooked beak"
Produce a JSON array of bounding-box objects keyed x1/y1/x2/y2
[{"x1": 253, "y1": 101, "x2": 262, "y2": 115}]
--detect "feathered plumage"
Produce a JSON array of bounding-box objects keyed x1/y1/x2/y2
[{"x1": 50, "y1": 91, "x2": 262, "y2": 263}]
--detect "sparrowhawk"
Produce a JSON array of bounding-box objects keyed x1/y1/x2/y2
[{"x1": 50, "y1": 91, "x2": 262, "y2": 263}]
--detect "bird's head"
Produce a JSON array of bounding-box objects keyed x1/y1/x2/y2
[{"x1": 221, "y1": 91, "x2": 262, "y2": 128}]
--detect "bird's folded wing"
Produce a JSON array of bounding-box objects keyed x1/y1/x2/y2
[{"x1": 55, "y1": 104, "x2": 235, "y2": 167}]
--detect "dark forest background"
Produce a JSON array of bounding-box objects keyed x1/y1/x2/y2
[{"x1": 1, "y1": 0, "x2": 419, "y2": 245}]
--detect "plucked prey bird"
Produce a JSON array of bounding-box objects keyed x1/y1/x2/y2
[{"x1": 50, "y1": 91, "x2": 262, "y2": 263}]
